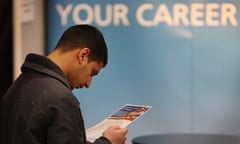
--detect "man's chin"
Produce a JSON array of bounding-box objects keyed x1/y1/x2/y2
[{"x1": 72, "y1": 86, "x2": 83, "y2": 90}]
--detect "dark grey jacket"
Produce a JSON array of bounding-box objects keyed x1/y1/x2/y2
[{"x1": 0, "y1": 54, "x2": 110, "y2": 144}]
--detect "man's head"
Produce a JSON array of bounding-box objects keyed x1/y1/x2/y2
[
  {"x1": 55, "y1": 24, "x2": 108, "y2": 67},
  {"x1": 48, "y1": 25, "x2": 108, "y2": 89}
]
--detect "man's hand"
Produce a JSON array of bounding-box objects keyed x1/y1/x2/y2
[{"x1": 102, "y1": 125, "x2": 128, "y2": 144}]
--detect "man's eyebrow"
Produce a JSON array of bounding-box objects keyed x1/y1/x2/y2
[{"x1": 92, "y1": 70, "x2": 99, "y2": 76}]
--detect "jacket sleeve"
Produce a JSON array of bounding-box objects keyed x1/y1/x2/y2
[
  {"x1": 46, "y1": 95, "x2": 86, "y2": 144},
  {"x1": 45, "y1": 94, "x2": 111, "y2": 144},
  {"x1": 91, "y1": 136, "x2": 112, "y2": 144}
]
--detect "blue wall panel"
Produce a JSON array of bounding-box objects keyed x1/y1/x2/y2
[{"x1": 46, "y1": 1, "x2": 240, "y2": 143}]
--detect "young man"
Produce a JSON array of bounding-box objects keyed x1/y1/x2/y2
[{"x1": 0, "y1": 25, "x2": 128, "y2": 144}]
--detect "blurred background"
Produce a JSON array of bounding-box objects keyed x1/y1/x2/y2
[{"x1": 0, "y1": 1, "x2": 12, "y2": 97}]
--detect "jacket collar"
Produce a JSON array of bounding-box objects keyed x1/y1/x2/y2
[{"x1": 21, "y1": 53, "x2": 71, "y2": 89}]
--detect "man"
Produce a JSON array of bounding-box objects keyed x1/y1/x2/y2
[{"x1": 0, "y1": 25, "x2": 128, "y2": 144}]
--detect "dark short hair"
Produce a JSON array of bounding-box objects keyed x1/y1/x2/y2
[{"x1": 55, "y1": 25, "x2": 108, "y2": 67}]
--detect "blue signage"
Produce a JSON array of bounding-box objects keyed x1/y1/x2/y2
[{"x1": 46, "y1": 1, "x2": 240, "y2": 143}]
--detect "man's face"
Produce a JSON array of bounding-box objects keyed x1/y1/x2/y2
[{"x1": 69, "y1": 60, "x2": 104, "y2": 89}]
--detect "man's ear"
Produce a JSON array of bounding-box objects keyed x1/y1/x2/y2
[{"x1": 78, "y1": 48, "x2": 90, "y2": 62}]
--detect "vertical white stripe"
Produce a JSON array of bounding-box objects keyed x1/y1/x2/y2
[{"x1": 13, "y1": 0, "x2": 23, "y2": 79}]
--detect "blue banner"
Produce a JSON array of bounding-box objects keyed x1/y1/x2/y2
[{"x1": 46, "y1": 1, "x2": 240, "y2": 143}]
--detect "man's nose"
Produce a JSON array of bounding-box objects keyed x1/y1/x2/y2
[{"x1": 85, "y1": 78, "x2": 92, "y2": 88}]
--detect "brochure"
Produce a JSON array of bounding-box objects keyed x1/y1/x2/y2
[{"x1": 86, "y1": 104, "x2": 152, "y2": 142}]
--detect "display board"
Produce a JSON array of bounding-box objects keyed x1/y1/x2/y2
[{"x1": 46, "y1": 1, "x2": 240, "y2": 143}]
